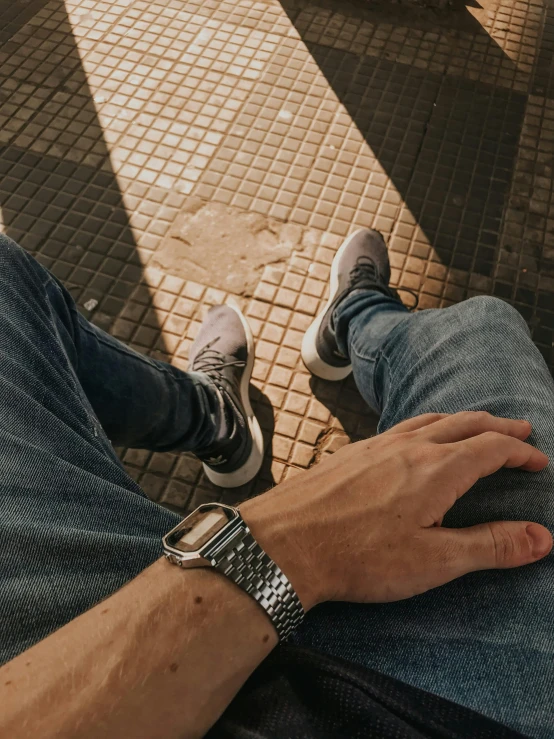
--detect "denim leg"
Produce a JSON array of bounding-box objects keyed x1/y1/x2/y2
[
  {"x1": 294, "y1": 292, "x2": 554, "y2": 737},
  {"x1": 0, "y1": 234, "x2": 225, "y2": 452},
  {"x1": 0, "y1": 237, "x2": 186, "y2": 664}
]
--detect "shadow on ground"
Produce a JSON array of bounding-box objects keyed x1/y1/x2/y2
[
  {"x1": 309, "y1": 375, "x2": 379, "y2": 444},
  {"x1": 0, "y1": 0, "x2": 162, "y2": 340},
  {"x1": 0, "y1": 0, "x2": 282, "y2": 510},
  {"x1": 227, "y1": 384, "x2": 277, "y2": 500},
  {"x1": 280, "y1": 0, "x2": 553, "y2": 372}
]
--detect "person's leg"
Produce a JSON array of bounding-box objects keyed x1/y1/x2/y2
[
  {"x1": 0, "y1": 234, "x2": 260, "y2": 663},
  {"x1": 3, "y1": 233, "x2": 223, "y2": 453},
  {"x1": 1, "y1": 234, "x2": 263, "y2": 483},
  {"x1": 296, "y1": 287, "x2": 554, "y2": 737},
  {"x1": 0, "y1": 236, "x2": 180, "y2": 664}
]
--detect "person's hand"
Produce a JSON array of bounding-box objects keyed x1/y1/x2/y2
[{"x1": 241, "y1": 411, "x2": 552, "y2": 611}]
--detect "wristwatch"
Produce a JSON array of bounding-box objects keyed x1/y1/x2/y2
[{"x1": 162, "y1": 503, "x2": 304, "y2": 641}]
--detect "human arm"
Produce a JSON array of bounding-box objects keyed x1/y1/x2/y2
[
  {"x1": 1, "y1": 412, "x2": 552, "y2": 738},
  {"x1": 1, "y1": 560, "x2": 276, "y2": 739}
]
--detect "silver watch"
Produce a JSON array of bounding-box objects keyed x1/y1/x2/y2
[{"x1": 162, "y1": 503, "x2": 304, "y2": 641}]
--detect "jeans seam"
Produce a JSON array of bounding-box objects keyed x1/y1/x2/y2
[{"x1": 42, "y1": 273, "x2": 84, "y2": 383}]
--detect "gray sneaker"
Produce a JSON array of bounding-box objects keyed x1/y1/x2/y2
[
  {"x1": 188, "y1": 303, "x2": 263, "y2": 488},
  {"x1": 301, "y1": 228, "x2": 397, "y2": 381}
]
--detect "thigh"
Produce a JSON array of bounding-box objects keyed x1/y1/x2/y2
[
  {"x1": 0, "y1": 238, "x2": 178, "y2": 664},
  {"x1": 294, "y1": 298, "x2": 554, "y2": 738}
]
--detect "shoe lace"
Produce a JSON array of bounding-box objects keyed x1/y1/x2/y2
[
  {"x1": 191, "y1": 338, "x2": 246, "y2": 384},
  {"x1": 347, "y1": 256, "x2": 379, "y2": 288},
  {"x1": 348, "y1": 257, "x2": 419, "y2": 311}
]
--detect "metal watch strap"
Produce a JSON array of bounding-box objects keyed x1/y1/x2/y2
[{"x1": 213, "y1": 528, "x2": 304, "y2": 641}]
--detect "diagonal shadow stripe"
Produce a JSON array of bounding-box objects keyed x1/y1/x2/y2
[
  {"x1": 278, "y1": 0, "x2": 551, "y2": 367},
  {"x1": 0, "y1": 0, "x2": 164, "y2": 341}
]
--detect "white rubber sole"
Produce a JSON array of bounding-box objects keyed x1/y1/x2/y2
[
  {"x1": 301, "y1": 229, "x2": 368, "y2": 381},
  {"x1": 202, "y1": 301, "x2": 265, "y2": 489}
]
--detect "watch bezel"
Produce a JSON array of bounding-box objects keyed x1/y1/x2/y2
[{"x1": 162, "y1": 503, "x2": 242, "y2": 568}]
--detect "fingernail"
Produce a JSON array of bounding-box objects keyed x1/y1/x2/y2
[{"x1": 526, "y1": 524, "x2": 551, "y2": 558}]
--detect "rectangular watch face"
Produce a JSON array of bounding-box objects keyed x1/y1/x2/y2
[{"x1": 168, "y1": 506, "x2": 232, "y2": 553}]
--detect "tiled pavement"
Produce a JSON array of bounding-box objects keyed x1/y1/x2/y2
[{"x1": 1, "y1": 0, "x2": 553, "y2": 512}]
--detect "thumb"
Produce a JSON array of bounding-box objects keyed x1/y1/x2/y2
[{"x1": 431, "y1": 521, "x2": 552, "y2": 580}]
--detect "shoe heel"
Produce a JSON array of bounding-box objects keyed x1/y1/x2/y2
[
  {"x1": 202, "y1": 415, "x2": 264, "y2": 488},
  {"x1": 301, "y1": 315, "x2": 352, "y2": 381}
]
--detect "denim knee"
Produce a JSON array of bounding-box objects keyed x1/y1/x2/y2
[
  {"x1": 0, "y1": 234, "x2": 35, "y2": 284},
  {"x1": 0, "y1": 236, "x2": 52, "y2": 347},
  {"x1": 456, "y1": 296, "x2": 530, "y2": 339}
]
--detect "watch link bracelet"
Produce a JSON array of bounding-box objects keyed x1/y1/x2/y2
[{"x1": 162, "y1": 503, "x2": 304, "y2": 641}]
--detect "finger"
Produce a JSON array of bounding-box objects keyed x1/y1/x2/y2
[
  {"x1": 421, "y1": 411, "x2": 532, "y2": 444},
  {"x1": 424, "y1": 521, "x2": 552, "y2": 588},
  {"x1": 383, "y1": 413, "x2": 449, "y2": 436},
  {"x1": 452, "y1": 433, "x2": 549, "y2": 495}
]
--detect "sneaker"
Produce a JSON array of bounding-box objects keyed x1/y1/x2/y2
[
  {"x1": 188, "y1": 303, "x2": 264, "y2": 488},
  {"x1": 301, "y1": 228, "x2": 396, "y2": 381}
]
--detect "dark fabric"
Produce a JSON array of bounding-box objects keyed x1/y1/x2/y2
[{"x1": 210, "y1": 646, "x2": 527, "y2": 739}]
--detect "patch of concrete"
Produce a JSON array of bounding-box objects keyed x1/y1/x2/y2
[{"x1": 153, "y1": 198, "x2": 306, "y2": 295}]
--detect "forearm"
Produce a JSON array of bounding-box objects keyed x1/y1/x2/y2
[{"x1": 0, "y1": 558, "x2": 277, "y2": 739}]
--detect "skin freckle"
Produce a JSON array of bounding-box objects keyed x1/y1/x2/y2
[
  {"x1": 5, "y1": 681, "x2": 12, "y2": 686},
  {"x1": 194, "y1": 596, "x2": 203, "y2": 604},
  {"x1": 169, "y1": 663, "x2": 179, "y2": 673},
  {"x1": 262, "y1": 634, "x2": 270, "y2": 643},
  {"x1": 101, "y1": 609, "x2": 109, "y2": 615}
]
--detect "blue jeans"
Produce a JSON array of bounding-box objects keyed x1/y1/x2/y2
[{"x1": 1, "y1": 236, "x2": 553, "y2": 737}]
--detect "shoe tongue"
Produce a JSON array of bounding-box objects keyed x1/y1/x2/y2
[
  {"x1": 351, "y1": 274, "x2": 377, "y2": 288},
  {"x1": 348, "y1": 257, "x2": 390, "y2": 290},
  {"x1": 189, "y1": 306, "x2": 247, "y2": 365}
]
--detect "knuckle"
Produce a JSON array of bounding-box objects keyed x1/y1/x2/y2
[
  {"x1": 397, "y1": 429, "x2": 417, "y2": 443},
  {"x1": 454, "y1": 410, "x2": 473, "y2": 420},
  {"x1": 442, "y1": 443, "x2": 462, "y2": 461},
  {"x1": 488, "y1": 522, "x2": 517, "y2": 565},
  {"x1": 405, "y1": 443, "x2": 439, "y2": 468},
  {"x1": 458, "y1": 410, "x2": 490, "y2": 425},
  {"x1": 473, "y1": 410, "x2": 492, "y2": 424},
  {"x1": 480, "y1": 430, "x2": 502, "y2": 444},
  {"x1": 454, "y1": 442, "x2": 480, "y2": 471},
  {"x1": 420, "y1": 412, "x2": 445, "y2": 424},
  {"x1": 386, "y1": 432, "x2": 413, "y2": 450}
]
